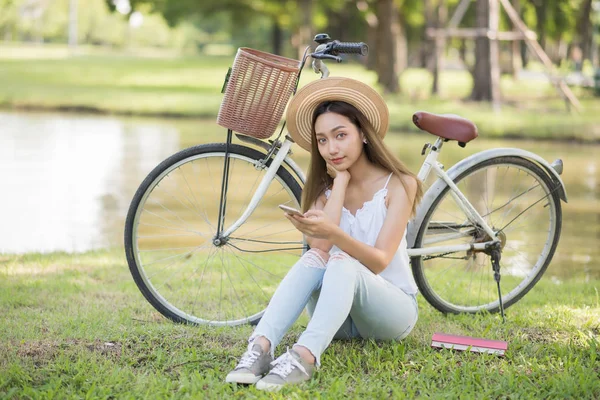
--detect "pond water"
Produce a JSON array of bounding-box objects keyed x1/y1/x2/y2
[{"x1": 1, "y1": 111, "x2": 598, "y2": 281}]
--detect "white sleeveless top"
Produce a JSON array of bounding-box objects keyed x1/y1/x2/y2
[{"x1": 325, "y1": 173, "x2": 418, "y2": 295}]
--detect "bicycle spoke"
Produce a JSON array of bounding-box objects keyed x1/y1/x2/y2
[
  {"x1": 224, "y1": 246, "x2": 284, "y2": 279},
  {"x1": 143, "y1": 242, "x2": 210, "y2": 279},
  {"x1": 149, "y1": 195, "x2": 199, "y2": 233},
  {"x1": 222, "y1": 248, "x2": 251, "y2": 321},
  {"x1": 138, "y1": 222, "x2": 209, "y2": 236},
  {"x1": 142, "y1": 208, "x2": 192, "y2": 231},
  {"x1": 477, "y1": 259, "x2": 485, "y2": 306},
  {"x1": 496, "y1": 169, "x2": 536, "y2": 227},
  {"x1": 204, "y1": 157, "x2": 219, "y2": 198},
  {"x1": 149, "y1": 243, "x2": 210, "y2": 287},
  {"x1": 157, "y1": 178, "x2": 209, "y2": 225},
  {"x1": 237, "y1": 227, "x2": 301, "y2": 241},
  {"x1": 224, "y1": 246, "x2": 271, "y2": 303},
  {"x1": 137, "y1": 233, "x2": 199, "y2": 238},
  {"x1": 218, "y1": 250, "x2": 224, "y2": 323},
  {"x1": 236, "y1": 163, "x2": 262, "y2": 219},
  {"x1": 189, "y1": 246, "x2": 219, "y2": 319},
  {"x1": 180, "y1": 165, "x2": 215, "y2": 229},
  {"x1": 499, "y1": 190, "x2": 556, "y2": 232},
  {"x1": 256, "y1": 186, "x2": 288, "y2": 207},
  {"x1": 235, "y1": 220, "x2": 295, "y2": 238},
  {"x1": 433, "y1": 202, "x2": 470, "y2": 223},
  {"x1": 142, "y1": 247, "x2": 207, "y2": 267},
  {"x1": 481, "y1": 183, "x2": 541, "y2": 220},
  {"x1": 172, "y1": 167, "x2": 208, "y2": 222},
  {"x1": 139, "y1": 246, "x2": 200, "y2": 252}
]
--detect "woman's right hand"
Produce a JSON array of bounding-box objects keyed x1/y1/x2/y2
[{"x1": 327, "y1": 164, "x2": 351, "y2": 184}]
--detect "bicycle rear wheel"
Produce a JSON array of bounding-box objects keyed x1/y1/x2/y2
[
  {"x1": 124, "y1": 143, "x2": 304, "y2": 326},
  {"x1": 411, "y1": 156, "x2": 562, "y2": 314}
]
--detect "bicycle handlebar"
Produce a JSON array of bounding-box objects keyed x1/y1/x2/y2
[
  {"x1": 308, "y1": 36, "x2": 369, "y2": 77},
  {"x1": 330, "y1": 41, "x2": 368, "y2": 56},
  {"x1": 310, "y1": 40, "x2": 369, "y2": 62}
]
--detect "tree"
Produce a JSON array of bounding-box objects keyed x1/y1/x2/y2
[
  {"x1": 576, "y1": 0, "x2": 593, "y2": 63},
  {"x1": 115, "y1": 0, "x2": 298, "y2": 55},
  {"x1": 295, "y1": 0, "x2": 313, "y2": 59},
  {"x1": 374, "y1": 0, "x2": 400, "y2": 93},
  {"x1": 470, "y1": 0, "x2": 494, "y2": 101},
  {"x1": 0, "y1": 0, "x2": 21, "y2": 40}
]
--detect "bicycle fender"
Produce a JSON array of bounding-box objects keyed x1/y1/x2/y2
[{"x1": 407, "y1": 147, "x2": 567, "y2": 249}]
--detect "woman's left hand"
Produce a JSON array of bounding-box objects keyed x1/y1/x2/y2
[{"x1": 285, "y1": 210, "x2": 337, "y2": 239}]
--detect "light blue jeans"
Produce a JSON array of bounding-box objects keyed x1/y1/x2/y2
[{"x1": 249, "y1": 249, "x2": 419, "y2": 366}]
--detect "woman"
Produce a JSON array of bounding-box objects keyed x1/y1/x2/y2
[{"x1": 225, "y1": 77, "x2": 423, "y2": 391}]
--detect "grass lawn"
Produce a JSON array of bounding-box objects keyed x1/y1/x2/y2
[
  {"x1": 1, "y1": 250, "x2": 599, "y2": 398},
  {"x1": 0, "y1": 44, "x2": 599, "y2": 142}
]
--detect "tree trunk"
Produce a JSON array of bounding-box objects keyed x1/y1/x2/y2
[
  {"x1": 357, "y1": 0, "x2": 378, "y2": 70},
  {"x1": 518, "y1": 2, "x2": 528, "y2": 67},
  {"x1": 470, "y1": 0, "x2": 494, "y2": 101},
  {"x1": 375, "y1": 0, "x2": 399, "y2": 93},
  {"x1": 510, "y1": 0, "x2": 522, "y2": 79},
  {"x1": 576, "y1": 0, "x2": 593, "y2": 63},
  {"x1": 420, "y1": 0, "x2": 433, "y2": 68},
  {"x1": 459, "y1": 39, "x2": 467, "y2": 66},
  {"x1": 271, "y1": 17, "x2": 282, "y2": 55},
  {"x1": 296, "y1": 0, "x2": 313, "y2": 60},
  {"x1": 366, "y1": 22, "x2": 378, "y2": 70},
  {"x1": 533, "y1": 0, "x2": 547, "y2": 51},
  {"x1": 432, "y1": 1, "x2": 447, "y2": 96},
  {"x1": 396, "y1": 10, "x2": 407, "y2": 72},
  {"x1": 68, "y1": 0, "x2": 78, "y2": 49},
  {"x1": 425, "y1": 0, "x2": 436, "y2": 90}
]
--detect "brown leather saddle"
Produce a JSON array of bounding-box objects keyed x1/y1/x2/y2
[{"x1": 412, "y1": 111, "x2": 478, "y2": 147}]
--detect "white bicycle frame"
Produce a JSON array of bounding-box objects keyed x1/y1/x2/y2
[
  {"x1": 408, "y1": 137, "x2": 500, "y2": 256},
  {"x1": 221, "y1": 52, "x2": 500, "y2": 255},
  {"x1": 220, "y1": 134, "x2": 500, "y2": 257}
]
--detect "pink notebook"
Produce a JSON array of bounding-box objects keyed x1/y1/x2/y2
[{"x1": 431, "y1": 333, "x2": 508, "y2": 356}]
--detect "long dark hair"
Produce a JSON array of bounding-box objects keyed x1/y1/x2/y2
[{"x1": 301, "y1": 101, "x2": 423, "y2": 216}]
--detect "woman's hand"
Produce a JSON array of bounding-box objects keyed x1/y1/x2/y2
[
  {"x1": 284, "y1": 210, "x2": 339, "y2": 240},
  {"x1": 327, "y1": 164, "x2": 351, "y2": 185}
]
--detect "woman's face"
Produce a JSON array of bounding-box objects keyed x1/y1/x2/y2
[{"x1": 314, "y1": 112, "x2": 364, "y2": 170}]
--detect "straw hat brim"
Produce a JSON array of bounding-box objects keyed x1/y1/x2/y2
[{"x1": 286, "y1": 77, "x2": 389, "y2": 152}]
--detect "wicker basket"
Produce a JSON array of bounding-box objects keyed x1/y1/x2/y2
[{"x1": 217, "y1": 48, "x2": 300, "y2": 139}]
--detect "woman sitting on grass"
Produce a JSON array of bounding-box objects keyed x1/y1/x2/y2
[{"x1": 225, "y1": 77, "x2": 423, "y2": 391}]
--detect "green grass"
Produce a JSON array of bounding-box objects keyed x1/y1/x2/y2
[
  {"x1": 1, "y1": 250, "x2": 599, "y2": 398},
  {"x1": 1, "y1": 44, "x2": 599, "y2": 142}
]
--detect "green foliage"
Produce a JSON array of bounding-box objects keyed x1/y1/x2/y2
[
  {"x1": 3, "y1": 0, "x2": 595, "y2": 62},
  {"x1": 0, "y1": 49, "x2": 598, "y2": 141}
]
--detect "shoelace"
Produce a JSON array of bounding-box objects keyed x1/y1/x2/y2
[
  {"x1": 270, "y1": 349, "x2": 308, "y2": 378},
  {"x1": 236, "y1": 348, "x2": 260, "y2": 369}
]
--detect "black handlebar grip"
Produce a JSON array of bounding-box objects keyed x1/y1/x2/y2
[{"x1": 331, "y1": 41, "x2": 369, "y2": 56}]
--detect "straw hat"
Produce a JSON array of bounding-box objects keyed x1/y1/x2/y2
[{"x1": 286, "y1": 77, "x2": 389, "y2": 152}]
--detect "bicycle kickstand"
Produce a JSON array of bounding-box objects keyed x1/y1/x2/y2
[{"x1": 489, "y1": 243, "x2": 506, "y2": 323}]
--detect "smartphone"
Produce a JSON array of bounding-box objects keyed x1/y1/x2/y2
[{"x1": 278, "y1": 204, "x2": 305, "y2": 217}]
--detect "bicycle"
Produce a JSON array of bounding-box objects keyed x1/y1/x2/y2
[{"x1": 124, "y1": 34, "x2": 567, "y2": 326}]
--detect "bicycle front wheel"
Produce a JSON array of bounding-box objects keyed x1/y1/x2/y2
[
  {"x1": 124, "y1": 143, "x2": 304, "y2": 326},
  {"x1": 411, "y1": 156, "x2": 562, "y2": 314}
]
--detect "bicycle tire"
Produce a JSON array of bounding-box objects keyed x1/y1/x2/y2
[
  {"x1": 124, "y1": 143, "x2": 303, "y2": 326},
  {"x1": 411, "y1": 156, "x2": 562, "y2": 314}
]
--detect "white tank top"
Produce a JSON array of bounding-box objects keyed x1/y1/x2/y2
[{"x1": 325, "y1": 173, "x2": 418, "y2": 295}]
